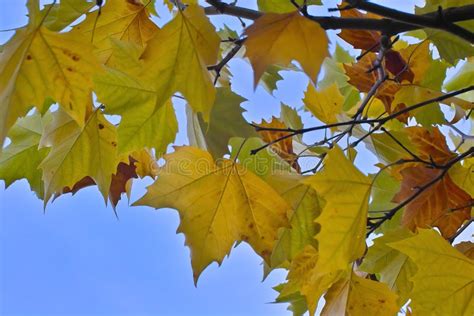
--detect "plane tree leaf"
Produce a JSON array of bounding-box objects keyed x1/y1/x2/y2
[
  {"x1": 0, "y1": 113, "x2": 49, "y2": 197},
  {"x1": 389, "y1": 229, "x2": 474, "y2": 316},
  {"x1": 303, "y1": 146, "x2": 371, "y2": 273},
  {"x1": 134, "y1": 146, "x2": 290, "y2": 282},
  {"x1": 39, "y1": 109, "x2": 118, "y2": 203},
  {"x1": 244, "y1": 11, "x2": 328, "y2": 85},
  {"x1": 0, "y1": 0, "x2": 101, "y2": 147}
]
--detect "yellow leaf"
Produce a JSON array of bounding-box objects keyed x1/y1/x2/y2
[
  {"x1": 280, "y1": 245, "x2": 344, "y2": 315},
  {"x1": 322, "y1": 272, "x2": 400, "y2": 316},
  {"x1": 303, "y1": 147, "x2": 371, "y2": 273},
  {"x1": 389, "y1": 229, "x2": 474, "y2": 316},
  {"x1": 72, "y1": 0, "x2": 158, "y2": 62},
  {"x1": 39, "y1": 109, "x2": 118, "y2": 204},
  {"x1": 0, "y1": 0, "x2": 101, "y2": 148},
  {"x1": 134, "y1": 146, "x2": 290, "y2": 282},
  {"x1": 303, "y1": 83, "x2": 344, "y2": 125},
  {"x1": 140, "y1": 5, "x2": 220, "y2": 120},
  {"x1": 244, "y1": 11, "x2": 328, "y2": 85}
]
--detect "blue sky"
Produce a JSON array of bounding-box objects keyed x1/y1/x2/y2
[{"x1": 4, "y1": 1, "x2": 466, "y2": 316}]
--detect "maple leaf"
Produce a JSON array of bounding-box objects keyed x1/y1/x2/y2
[
  {"x1": 321, "y1": 272, "x2": 400, "y2": 316},
  {"x1": 338, "y1": 7, "x2": 381, "y2": 51},
  {"x1": 187, "y1": 87, "x2": 257, "y2": 159},
  {"x1": 389, "y1": 229, "x2": 474, "y2": 315},
  {"x1": 343, "y1": 53, "x2": 399, "y2": 111},
  {"x1": 244, "y1": 11, "x2": 328, "y2": 85},
  {"x1": 0, "y1": 0, "x2": 101, "y2": 148},
  {"x1": 72, "y1": 0, "x2": 158, "y2": 62},
  {"x1": 304, "y1": 147, "x2": 371, "y2": 273},
  {"x1": 0, "y1": 113, "x2": 49, "y2": 197},
  {"x1": 266, "y1": 174, "x2": 322, "y2": 268},
  {"x1": 279, "y1": 245, "x2": 344, "y2": 315},
  {"x1": 39, "y1": 108, "x2": 118, "y2": 204},
  {"x1": 134, "y1": 146, "x2": 290, "y2": 282},
  {"x1": 256, "y1": 117, "x2": 301, "y2": 172},
  {"x1": 303, "y1": 83, "x2": 344, "y2": 126},
  {"x1": 393, "y1": 165, "x2": 471, "y2": 239},
  {"x1": 140, "y1": 5, "x2": 220, "y2": 120},
  {"x1": 360, "y1": 229, "x2": 416, "y2": 305}
]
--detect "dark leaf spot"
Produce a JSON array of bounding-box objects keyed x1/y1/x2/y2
[{"x1": 98, "y1": 123, "x2": 104, "y2": 129}]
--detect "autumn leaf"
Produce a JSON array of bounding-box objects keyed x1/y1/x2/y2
[
  {"x1": 343, "y1": 53, "x2": 399, "y2": 111},
  {"x1": 338, "y1": 7, "x2": 381, "y2": 51},
  {"x1": 0, "y1": 0, "x2": 101, "y2": 148},
  {"x1": 256, "y1": 117, "x2": 301, "y2": 172},
  {"x1": 244, "y1": 11, "x2": 328, "y2": 85},
  {"x1": 389, "y1": 229, "x2": 474, "y2": 316},
  {"x1": 187, "y1": 87, "x2": 257, "y2": 159},
  {"x1": 140, "y1": 5, "x2": 220, "y2": 120},
  {"x1": 303, "y1": 83, "x2": 344, "y2": 126},
  {"x1": 279, "y1": 245, "x2": 344, "y2": 315},
  {"x1": 72, "y1": 0, "x2": 158, "y2": 62},
  {"x1": 39, "y1": 109, "x2": 118, "y2": 204},
  {"x1": 304, "y1": 147, "x2": 371, "y2": 273},
  {"x1": 393, "y1": 165, "x2": 471, "y2": 239},
  {"x1": 0, "y1": 113, "x2": 49, "y2": 197},
  {"x1": 321, "y1": 272, "x2": 400, "y2": 316},
  {"x1": 134, "y1": 146, "x2": 290, "y2": 282},
  {"x1": 360, "y1": 229, "x2": 416, "y2": 305},
  {"x1": 267, "y1": 174, "x2": 322, "y2": 268}
]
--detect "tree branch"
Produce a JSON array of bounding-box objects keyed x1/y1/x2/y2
[
  {"x1": 346, "y1": 0, "x2": 474, "y2": 43},
  {"x1": 205, "y1": 1, "x2": 474, "y2": 43},
  {"x1": 366, "y1": 147, "x2": 474, "y2": 236}
]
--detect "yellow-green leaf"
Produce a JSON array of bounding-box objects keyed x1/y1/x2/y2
[
  {"x1": 140, "y1": 5, "x2": 220, "y2": 120},
  {"x1": 0, "y1": 0, "x2": 101, "y2": 148},
  {"x1": 389, "y1": 229, "x2": 474, "y2": 316},
  {"x1": 0, "y1": 113, "x2": 49, "y2": 197},
  {"x1": 303, "y1": 146, "x2": 371, "y2": 273},
  {"x1": 39, "y1": 109, "x2": 118, "y2": 203},
  {"x1": 72, "y1": 0, "x2": 158, "y2": 62}
]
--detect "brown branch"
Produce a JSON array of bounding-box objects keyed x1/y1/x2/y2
[
  {"x1": 208, "y1": 38, "x2": 245, "y2": 84},
  {"x1": 205, "y1": 0, "x2": 474, "y2": 42},
  {"x1": 346, "y1": 0, "x2": 474, "y2": 43},
  {"x1": 448, "y1": 217, "x2": 474, "y2": 243},
  {"x1": 366, "y1": 147, "x2": 474, "y2": 236},
  {"x1": 250, "y1": 85, "x2": 474, "y2": 154}
]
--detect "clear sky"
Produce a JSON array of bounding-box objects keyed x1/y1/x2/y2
[{"x1": 4, "y1": 1, "x2": 464, "y2": 316}]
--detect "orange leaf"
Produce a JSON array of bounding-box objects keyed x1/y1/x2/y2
[
  {"x1": 338, "y1": 7, "x2": 381, "y2": 51},
  {"x1": 256, "y1": 117, "x2": 301, "y2": 172},
  {"x1": 343, "y1": 53, "x2": 399, "y2": 111},
  {"x1": 62, "y1": 156, "x2": 139, "y2": 209},
  {"x1": 406, "y1": 126, "x2": 455, "y2": 165},
  {"x1": 393, "y1": 165, "x2": 471, "y2": 239}
]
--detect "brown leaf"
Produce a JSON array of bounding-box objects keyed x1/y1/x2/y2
[
  {"x1": 61, "y1": 156, "x2": 139, "y2": 209},
  {"x1": 256, "y1": 117, "x2": 301, "y2": 172},
  {"x1": 455, "y1": 242, "x2": 474, "y2": 260},
  {"x1": 343, "y1": 53, "x2": 399, "y2": 112},
  {"x1": 338, "y1": 7, "x2": 381, "y2": 51},
  {"x1": 407, "y1": 126, "x2": 456, "y2": 165},
  {"x1": 393, "y1": 165, "x2": 471, "y2": 239},
  {"x1": 384, "y1": 50, "x2": 414, "y2": 83}
]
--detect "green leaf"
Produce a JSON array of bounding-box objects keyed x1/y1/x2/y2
[
  {"x1": 0, "y1": 113, "x2": 49, "y2": 197},
  {"x1": 187, "y1": 88, "x2": 257, "y2": 158}
]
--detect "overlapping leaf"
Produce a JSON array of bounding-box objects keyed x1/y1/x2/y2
[{"x1": 134, "y1": 146, "x2": 290, "y2": 282}]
